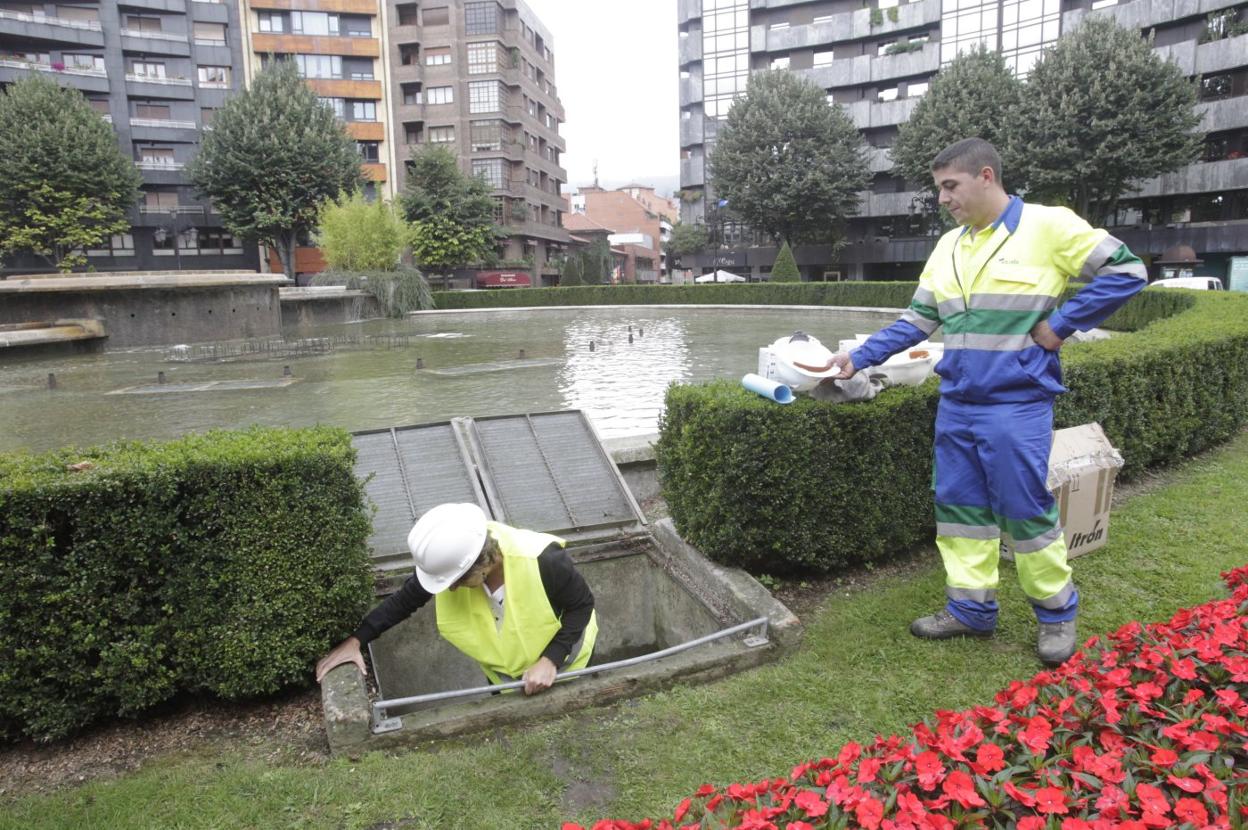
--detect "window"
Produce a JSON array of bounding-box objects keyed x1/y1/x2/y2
[
  {"x1": 907, "y1": 81, "x2": 929, "y2": 97},
  {"x1": 425, "y1": 47, "x2": 451, "y2": 66},
  {"x1": 193, "y1": 21, "x2": 225, "y2": 43},
  {"x1": 425, "y1": 85, "x2": 453, "y2": 105},
  {"x1": 89, "y1": 233, "x2": 135, "y2": 257},
  {"x1": 294, "y1": 54, "x2": 341, "y2": 78},
  {"x1": 1200, "y1": 73, "x2": 1233, "y2": 101},
  {"x1": 357, "y1": 141, "x2": 380, "y2": 162},
  {"x1": 428, "y1": 126, "x2": 455, "y2": 143},
  {"x1": 402, "y1": 84, "x2": 421, "y2": 105},
  {"x1": 405, "y1": 125, "x2": 422, "y2": 144},
  {"x1": 770, "y1": 56, "x2": 790, "y2": 69},
  {"x1": 400, "y1": 44, "x2": 420, "y2": 65},
  {"x1": 63, "y1": 53, "x2": 104, "y2": 72},
  {"x1": 877, "y1": 86, "x2": 899, "y2": 102},
  {"x1": 200, "y1": 107, "x2": 216, "y2": 125},
  {"x1": 138, "y1": 147, "x2": 175, "y2": 165},
  {"x1": 350, "y1": 100, "x2": 376, "y2": 121},
  {"x1": 396, "y1": 3, "x2": 418, "y2": 25},
  {"x1": 468, "y1": 41, "x2": 503, "y2": 74},
  {"x1": 135, "y1": 102, "x2": 171, "y2": 119},
  {"x1": 291, "y1": 11, "x2": 338, "y2": 35},
  {"x1": 88, "y1": 98, "x2": 110, "y2": 115},
  {"x1": 813, "y1": 50, "x2": 834, "y2": 67},
  {"x1": 131, "y1": 61, "x2": 166, "y2": 78},
  {"x1": 492, "y1": 197, "x2": 505, "y2": 224},
  {"x1": 197, "y1": 229, "x2": 240, "y2": 254},
  {"x1": 464, "y1": 1, "x2": 499, "y2": 35},
  {"x1": 145, "y1": 191, "x2": 179, "y2": 210},
  {"x1": 813, "y1": 14, "x2": 835, "y2": 23},
  {"x1": 769, "y1": 21, "x2": 789, "y2": 31},
  {"x1": 470, "y1": 120, "x2": 503, "y2": 151},
  {"x1": 471, "y1": 158, "x2": 504, "y2": 189},
  {"x1": 198, "y1": 65, "x2": 230, "y2": 86},
  {"x1": 257, "y1": 11, "x2": 286, "y2": 32},
  {"x1": 423, "y1": 6, "x2": 449, "y2": 26},
  {"x1": 124, "y1": 14, "x2": 162, "y2": 32},
  {"x1": 468, "y1": 80, "x2": 501, "y2": 113}
]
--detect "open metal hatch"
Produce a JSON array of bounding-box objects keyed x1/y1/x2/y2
[{"x1": 351, "y1": 410, "x2": 647, "y2": 573}]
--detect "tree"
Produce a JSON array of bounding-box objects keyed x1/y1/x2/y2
[
  {"x1": 316, "y1": 191, "x2": 409, "y2": 272},
  {"x1": 891, "y1": 46, "x2": 1026, "y2": 198},
  {"x1": 560, "y1": 237, "x2": 610, "y2": 286},
  {"x1": 187, "y1": 59, "x2": 363, "y2": 280},
  {"x1": 400, "y1": 146, "x2": 498, "y2": 275},
  {"x1": 709, "y1": 70, "x2": 869, "y2": 249},
  {"x1": 666, "y1": 222, "x2": 710, "y2": 266},
  {"x1": 770, "y1": 241, "x2": 801, "y2": 282},
  {"x1": 559, "y1": 254, "x2": 583, "y2": 286},
  {"x1": 1012, "y1": 16, "x2": 1203, "y2": 221},
  {"x1": 0, "y1": 76, "x2": 141, "y2": 272}
]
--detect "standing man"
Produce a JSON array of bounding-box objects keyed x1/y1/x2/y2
[
  {"x1": 316, "y1": 502, "x2": 597, "y2": 695},
  {"x1": 829, "y1": 138, "x2": 1146, "y2": 665}
]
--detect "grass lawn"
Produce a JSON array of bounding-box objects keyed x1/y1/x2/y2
[{"x1": 3, "y1": 431, "x2": 1247, "y2": 830}]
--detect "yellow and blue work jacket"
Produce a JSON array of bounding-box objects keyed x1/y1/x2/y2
[{"x1": 851, "y1": 196, "x2": 1147, "y2": 403}]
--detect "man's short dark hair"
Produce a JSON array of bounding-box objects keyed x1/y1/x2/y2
[{"x1": 931, "y1": 138, "x2": 1003, "y2": 185}]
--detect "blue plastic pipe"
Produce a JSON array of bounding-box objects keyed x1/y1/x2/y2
[{"x1": 741, "y1": 373, "x2": 794, "y2": 404}]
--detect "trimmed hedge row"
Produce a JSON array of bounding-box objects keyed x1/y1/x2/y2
[
  {"x1": 656, "y1": 289, "x2": 1248, "y2": 573},
  {"x1": 431, "y1": 281, "x2": 920, "y2": 310},
  {"x1": 0, "y1": 426, "x2": 373, "y2": 741}
]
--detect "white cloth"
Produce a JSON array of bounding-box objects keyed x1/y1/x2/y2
[{"x1": 483, "y1": 583, "x2": 505, "y2": 631}]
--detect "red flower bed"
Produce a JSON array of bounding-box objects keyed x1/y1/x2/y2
[{"x1": 568, "y1": 567, "x2": 1248, "y2": 830}]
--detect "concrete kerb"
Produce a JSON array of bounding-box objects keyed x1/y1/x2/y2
[
  {"x1": 319, "y1": 517, "x2": 804, "y2": 755},
  {"x1": 411, "y1": 303, "x2": 904, "y2": 316}
]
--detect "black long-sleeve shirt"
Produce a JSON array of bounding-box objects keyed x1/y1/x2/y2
[{"x1": 352, "y1": 543, "x2": 595, "y2": 666}]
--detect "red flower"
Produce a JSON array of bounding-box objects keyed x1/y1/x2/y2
[
  {"x1": 856, "y1": 756, "x2": 883, "y2": 784},
  {"x1": 785, "y1": 823, "x2": 814, "y2": 830},
  {"x1": 972, "y1": 742, "x2": 1005, "y2": 775},
  {"x1": 1173, "y1": 797, "x2": 1209, "y2": 825},
  {"x1": 914, "y1": 751, "x2": 945, "y2": 790},
  {"x1": 695, "y1": 784, "x2": 715, "y2": 797},
  {"x1": 1034, "y1": 786, "x2": 1069, "y2": 814},
  {"x1": 1095, "y1": 785, "x2": 1129, "y2": 815},
  {"x1": 1134, "y1": 783, "x2": 1170, "y2": 814},
  {"x1": 1167, "y1": 774, "x2": 1204, "y2": 793},
  {"x1": 941, "y1": 770, "x2": 985, "y2": 809},
  {"x1": 1149, "y1": 746, "x2": 1179, "y2": 767},
  {"x1": 1017, "y1": 819, "x2": 1045, "y2": 830},
  {"x1": 1019, "y1": 716, "x2": 1054, "y2": 753},
  {"x1": 673, "y1": 798, "x2": 692, "y2": 822},
  {"x1": 854, "y1": 796, "x2": 884, "y2": 830},
  {"x1": 793, "y1": 790, "x2": 827, "y2": 819},
  {"x1": 1170, "y1": 656, "x2": 1198, "y2": 680}
]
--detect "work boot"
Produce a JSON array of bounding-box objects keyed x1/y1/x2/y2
[
  {"x1": 910, "y1": 609, "x2": 994, "y2": 640},
  {"x1": 1037, "y1": 619, "x2": 1077, "y2": 666}
]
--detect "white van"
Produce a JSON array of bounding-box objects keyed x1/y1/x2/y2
[{"x1": 1150, "y1": 276, "x2": 1224, "y2": 290}]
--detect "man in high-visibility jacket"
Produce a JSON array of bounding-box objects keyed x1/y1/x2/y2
[
  {"x1": 829, "y1": 138, "x2": 1146, "y2": 666},
  {"x1": 316, "y1": 502, "x2": 597, "y2": 694}
]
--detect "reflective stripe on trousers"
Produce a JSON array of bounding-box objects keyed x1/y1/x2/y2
[{"x1": 934, "y1": 397, "x2": 1077, "y2": 629}]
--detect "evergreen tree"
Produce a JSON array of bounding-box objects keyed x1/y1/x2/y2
[
  {"x1": 316, "y1": 192, "x2": 409, "y2": 272},
  {"x1": 666, "y1": 222, "x2": 710, "y2": 266},
  {"x1": 709, "y1": 71, "x2": 869, "y2": 249},
  {"x1": 0, "y1": 76, "x2": 142, "y2": 272},
  {"x1": 400, "y1": 146, "x2": 498, "y2": 276},
  {"x1": 1012, "y1": 16, "x2": 1203, "y2": 220},
  {"x1": 769, "y1": 241, "x2": 801, "y2": 282},
  {"x1": 187, "y1": 59, "x2": 363, "y2": 280},
  {"x1": 891, "y1": 46, "x2": 1026, "y2": 198}
]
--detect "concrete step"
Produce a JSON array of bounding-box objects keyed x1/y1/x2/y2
[{"x1": 0, "y1": 319, "x2": 106, "y2": 349}]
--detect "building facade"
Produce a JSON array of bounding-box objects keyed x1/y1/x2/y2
[
  {"x1": 677, "y1": 0, "x2": 1248, "y2": 284},
  {"x1": 385, "y1": 0, "x2": 569, "y2": 277},
  {"x1": 0, "y1": 0, "x2": 259, "y2": 273},
  {"x1": 574, "y1": 185, "x2": 670, "y2": 281}
]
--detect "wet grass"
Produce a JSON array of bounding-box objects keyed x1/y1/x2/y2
[{"x1": 3, "y1": 431, "x2": 1247, "y2": 830}]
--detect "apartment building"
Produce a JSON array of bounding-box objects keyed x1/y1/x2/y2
[
  {"x1": 0, "y1": 0, "x2": 258, "y2": 272},
  {"x1": 385, "y1": 0, "x2": 569, "y2": 277},
  {"x1": 575, "y1": 184, "x2": 671, "y2": 281},
  {"x1": 677, "y1": 0, "x2": 1248, "y2": 284}
]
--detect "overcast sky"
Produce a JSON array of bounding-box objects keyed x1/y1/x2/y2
[{"x1": 522, "y1": 0, "x2": 680, "y2": 195}]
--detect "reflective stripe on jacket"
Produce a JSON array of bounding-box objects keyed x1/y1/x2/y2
[
  {"x1": 435, "y1": 521, "x2": 598, "y2": 684},
  {"x1": 852, "y1": 196, "x2": 1147, "y2": 403}
]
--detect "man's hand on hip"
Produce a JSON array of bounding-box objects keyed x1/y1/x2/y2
[{"x1": 1030, "y1": 319, "x2": 1065, "y2": 352}]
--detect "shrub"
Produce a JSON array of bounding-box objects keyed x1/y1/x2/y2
[
  {"x1": 769, "y1": 242, "x2": 801, "y2": 282},
  {"x1": 315, "y1": 267, "x2": 433, "y2": 317},
  {"x1": 0, "y1": 427, "x2": 373, "y2": 741},
  {"x1": 572, "y1": 566, "x2": 1248, "y2": 830},
  {"x1": 656, "y1": 289, "x2": 1248, "y2": 573}
]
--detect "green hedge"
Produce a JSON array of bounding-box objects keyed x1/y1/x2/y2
[
  {"x1": 656, "y1": 289, "x2": 1248, "y2": 574},
  {"x1": 431, "y1": 282, "x2": 919, "y2": 310},
  {"x1": 0, "y1": 427, "x2": 373, "y2": 741}
]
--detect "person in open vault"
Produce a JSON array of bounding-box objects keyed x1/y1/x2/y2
[
  {"x1": 829, "y1": 137, "x2": 1146, "y2": 666},
  {"x1": 316, "y1": 502, "x2": 597, "y2": 695}
]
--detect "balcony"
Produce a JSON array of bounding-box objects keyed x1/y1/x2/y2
[
  {"x1": 1129, "y1": 156, "x2": 1248, "y2": 199},
  {"x1": 867, "y1": 146, "x2": 894, "y2": 173},
  {"x1": 0, "y1": 9, "x2": 104, "y2": 47},
  {"x1": 679, "y1": 32, "x2": 701, "y2": 66},
  {"x1": 1065, "y1": 0, "x2": 1242, "y2": 36},
  {"x1": 305, "y1": 78, "x2": 382, "y2": 98},
  {"x1": 251, "y1": 33, "x2": 380, "y2": 58},
  {"x1": 120, "y1": 29, "x2": 191, "y2": 57},
  {"x1": 680, "y1": 116, "x2": 703, "y2": 148},
  {"x1": 680, "y1": 155, "x2": 705, "y2": 187},
  {"x1": 845, "y1": 96, "x2": 920, "y2": 129},
  {"x1": 680, "y1": 76, "x2": 702, "y2": 106},
  {"x1": 131, "y1": 117, "x2": 198, "y2": 130},
  {"x1": 755, "y1": 0, "x2": 940, "y2": 52},
  {"x1": 1153, "y1": 32, "x2": 1248, "y2": 77},
  {"x1": 1198, "y1": 96, "x2": 1248, "y2": 133},
  {"x1": 0, "y1": 58, "x2": 109, "y2": 91},
  {"x1": 126, "y1": 74, "x2": 195, "y2": 100},
  {"x1": 677, "y1": 0, "x2": 701, "y2": 25},
  {"x1": 248, "y1": 0, "x2": 378, "y2": 14},
  {"x1": 803, "y1": 43, "x2": 939, "y2": 90},
  {"x1": 858, "y1": 190, "x2": 919, "y2": 217},
  {"x1": 136, "y1": 160, "x2": 186, "y2": 171}
]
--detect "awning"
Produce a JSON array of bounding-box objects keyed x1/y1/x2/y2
[{"x1": 475, "y1": 271, "x2": 531, "y2": 288}]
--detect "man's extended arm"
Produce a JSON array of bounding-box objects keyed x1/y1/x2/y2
[{"x1": 848, "y1": 282, "x2": 942, "y2": 373}]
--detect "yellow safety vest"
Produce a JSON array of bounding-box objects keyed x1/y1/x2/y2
[{"x1": 435, "y1": 521, "x2": 598, "y2": 684}]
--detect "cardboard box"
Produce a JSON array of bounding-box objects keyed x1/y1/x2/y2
[{"x1": 1001, "y1": 422, "x2": 1124, "y2": 561}]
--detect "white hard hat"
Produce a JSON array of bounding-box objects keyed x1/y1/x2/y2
[
  {"x1": 407, "y1": 503, "x2": 489, "y2": 593},
  {"x1": 769, "y1": 332, "x2": 841, "y2": 391}
]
